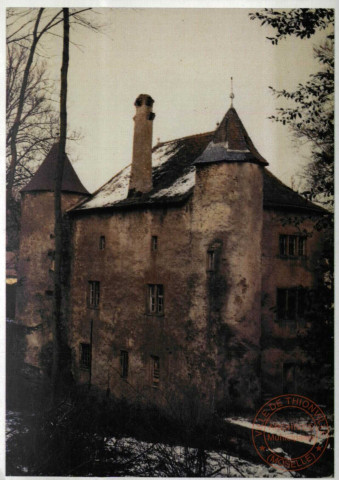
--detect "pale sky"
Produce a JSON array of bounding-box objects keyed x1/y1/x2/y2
[{"x1": 7, "y1": 8, "x2": 334, "y2": 193}]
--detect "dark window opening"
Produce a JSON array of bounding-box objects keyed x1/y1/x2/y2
[
  {"x1": 279, "y1": 235, "x2": 306, "y2": 257},
  {"x1": 151, "y1": 236, "x2": 158, "y2": 251},
  {"x1": 276, "y1": 288, "x2": 308, "y2": 328},
  {"x1": 88, "y1": 281, "x2": 100, "y2": 308},
  {"x1": 151, "y1": 355, "x2": 160, "y2": 387},
  {"x1": 120, "y1": 350, "x2": 129, "y2": 378},
  {"x1": 148, "y1": 284, "x2": 164, "y2": 314},
  {"x1": 80, "y1": 343, "x2": 91, "y2": 369},
  {"x1": 99, "y1": 236, "x2": 105, "y2": 250},
  {"x1": 207, "y1": 250, "x2": 215, "y2": 271}
]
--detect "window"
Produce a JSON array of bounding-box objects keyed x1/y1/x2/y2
[
  {"x1": 279, "y1": 235, "x2": 306, "y2": 257},
  {"x1": 99, "y1": 235, "x2": 105, "y2": 250},
  {"x1": 80, "y1": 343, "x2": 91, "y2": 369},
  {"x1": 276, "y1": 288, "x2": 307, "y2": 327},
  {"x1": 151, "y1": 236, "x2": 158, "y2": 251},
  {"x1": 120, "y1": 350, "x2": 129, "y2": 378},
  {"x1": 207, "y1": 250, "x2": 215, "y2": 271},
  {"x1": 148, "y1": 284, "x2": 164, "y2": 314},
  {"x1": 88, "y1": 281, "x2": 100, "y2": 308},
  {"x1": 151, "y1": 355, "x2": 160, "y2": 387}
]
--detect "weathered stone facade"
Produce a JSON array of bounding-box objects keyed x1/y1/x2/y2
[{"x1": 15, "y1": 95, "x2": 326, "y2": 413}]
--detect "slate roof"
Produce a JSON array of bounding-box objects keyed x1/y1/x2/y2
[
  {"x1": 195, "y1": 107, "x2": 268, "y2": 166},
  {"x1": 73, "y1": 131, "x2": 324, "y2": 214},
  {"x1": 22, "y1": 142, "x2": 90, "y2": 195}
]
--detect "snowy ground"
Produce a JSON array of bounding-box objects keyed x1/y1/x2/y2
[
  {"x1": 105, "y1": 436, "x2": 298, "y2": 478},
  {"x1": 7, "y1": 410, "x2": 301, "y2": 477}
]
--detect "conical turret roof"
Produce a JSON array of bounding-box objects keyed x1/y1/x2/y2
[
  {"x1": 194, "y1": 107, "x2": 268, "y2": 166},
  {"x1": 21, "y1": 142, "x2": 90, "y2": 195}
]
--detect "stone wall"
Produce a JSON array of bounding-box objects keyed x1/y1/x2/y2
[
  {"x1": 261, "y1": 209, "x2": 324, "y2": 398},
  {"x1": 69, "y1": 161, "x2": 264, "y2": 413},
  {"x1": 15, "y1": 191, "x2": 85, "y2": 367}
]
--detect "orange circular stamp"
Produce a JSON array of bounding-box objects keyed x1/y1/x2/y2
[{"x1": 252, "y1": 394, "x2": 330, "y2": 472}]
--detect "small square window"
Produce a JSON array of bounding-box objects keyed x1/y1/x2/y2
[
  {"x1": 80, "y1": 343, "x2": 91, "y2": 369},
  {"x1": 99, "y1": 236, "x2": 105, "y2": 250},
  {"x1": 148, "y1": 284, "x2": 164, "y2": 314},
  {"x1": 151, "y1": 236, "x2": 158, "y2": 251},
  {"x1": 151, "y1": 355, "x2": 160, "y2": 387},
  {"x1": 88, "y1": 281, "x2": 100, "y2": 308},
  {"x1": 120, "y1": 350, "x2": 129, "y2": 378}
]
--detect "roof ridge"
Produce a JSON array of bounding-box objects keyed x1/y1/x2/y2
[{"x1": 153, "y1": 131, "x2": 214, "y2": 151}]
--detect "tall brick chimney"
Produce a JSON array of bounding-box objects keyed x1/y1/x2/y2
[{"x1": 128, "y1": 94, "x2": 155, "y2": 196}]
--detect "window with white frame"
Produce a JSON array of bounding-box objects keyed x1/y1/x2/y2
[{"x1": 148, "y1": 284, "x2": 164, "y2": 314}]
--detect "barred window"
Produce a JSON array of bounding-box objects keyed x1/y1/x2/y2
[
  {"x1": 80, "y1": 343, "x2": 91, "y2": 369},
  {"x1": 276, "y1": 288, "x2": 307, "y2": 327},
  {"x1": 148, "y1": 284, "x2": 164, "y2": 314},
  {"x1": 279, "y1": 235, "x2": 306, "y2": 257},
  {"x1": 120, "y1": 350, "x2": 129, "y2": 378},
  {"x1": 88, "y1": 281, "x2": 100, "y2": 308}
]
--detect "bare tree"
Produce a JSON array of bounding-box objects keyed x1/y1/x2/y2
[
  {"x1": 6, "y1": 7, "x2": 101, "y2": 207},
  {"x1": 51, "y1": 7, "x2": 69, "y2": 400},
  {"x1": 7, "y1": 44, "x2": 59, "y2": 192}
]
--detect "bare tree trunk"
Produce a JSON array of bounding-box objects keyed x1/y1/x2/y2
[
  {"x1": 7, "y1": 8, "x2": 44, "y2": 207},
  {"x1": 52, "y1": 8, "x2": 69, "y2": 400}
]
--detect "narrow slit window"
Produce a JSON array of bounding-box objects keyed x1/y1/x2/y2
[
  {"x1": 88, "y1": 281, "x2": 100, "y2": 308},
  {"x1": 207, "y1": 250, "x2": 215, "y2": 271},
  {"x1": 120, "y1": 350, "x2": 129, "y2": 378},
  {"x1": 99, "y1": 236, "x2": 105, "y2": 250},
  {"x1": 151, "y1": 236, "x2": 158, "y2": 251},
  {"x1": 80, "y1": 343, "x2": 91, "y2": 369},
  {"x1": 151, "y1": 355, "x2": 160, "y2": 387}
]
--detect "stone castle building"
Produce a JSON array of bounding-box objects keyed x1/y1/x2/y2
[{"x1": 15, "y1": 94, "x2": 325, "y2": 412}]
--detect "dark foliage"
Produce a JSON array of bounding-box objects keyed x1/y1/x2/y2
[
  {"x1": 250, "y1": 7, "x2": 334, "y2": 409},
  {"x1": 249, "y1": 9, "x2": 334, "y2": 44},
  {"x1": 6, "y1": 389, "x2": 236, "y2": 476}
]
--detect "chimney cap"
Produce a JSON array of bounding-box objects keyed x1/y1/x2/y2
[{"x1": 134, "y1": 94, "x2": 154, "y2": 107}]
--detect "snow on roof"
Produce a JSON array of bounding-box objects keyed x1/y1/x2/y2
[
  {"x1": 78, "y1": 165, "x2": 131, "y2": 210},
  {"x1": 73, "y1": 109, "x2": 324, "y2": 214},
  {"x1": 152, "y1": 169, "x2": 195, "y2": 199}
]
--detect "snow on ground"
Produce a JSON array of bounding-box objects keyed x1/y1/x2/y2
[
  {"x1": 226, "y1": 416, "x2": 330, "y2": 446},
  {"x1": 105, "y1": 436, "x2": 297, "y2": 477}
]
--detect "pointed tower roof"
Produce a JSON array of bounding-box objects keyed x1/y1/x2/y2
[
  {"x1": 194, "y1": 107, "x2": 268, "y2": 166},
  {"x1": 21, "y1": 142, "x2": 90, "y2": 195}
]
